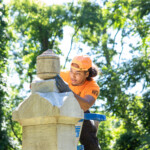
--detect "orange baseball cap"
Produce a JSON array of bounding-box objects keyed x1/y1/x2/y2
[{"x1": 71, "y1": 55, "x2": 92, "y2": 71}]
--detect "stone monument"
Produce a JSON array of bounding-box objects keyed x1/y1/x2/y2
[{"x1": 12, "y1": 49, "x2": 84, "y2": 150}]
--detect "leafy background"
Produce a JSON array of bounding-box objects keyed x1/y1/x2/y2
[{"x1": 0, "y1": 0, "x2": 150, "y2": 149}]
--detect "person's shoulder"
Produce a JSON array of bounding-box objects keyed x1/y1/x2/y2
[
  {"x1": 86, "y1": 79, "x2": 100, "y2": 92},
  {"x1": 84, "y1": 79, "x2": 100, "y2": 99},
  {"x1": 86, "y1": 79, "x2": 99, "y2": 88}
]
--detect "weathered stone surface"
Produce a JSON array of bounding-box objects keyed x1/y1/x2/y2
[
  {"x1": 12, "y1": 49, "x2": 84, "y2": 150},
  {"x1": 12, "y1": 80, "x2": 83, "y2": 150},
  {"x1": 22, "y1": 124, "x2": 77, "y2": 150},
  {"x1": 31, "y1": 79, "x2": 59, "y2": 93},
  {"x1": 12, "y1": 92, "x2": 83, "y2": 126},
  {"x1": 36, "y1": 49, "x2": 60, "y2": 79},
  {"x1": 22, "y1": 124, "x2": 57, "y2": 150}
]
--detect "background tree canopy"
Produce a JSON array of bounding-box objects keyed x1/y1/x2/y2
[{"x1": 0, "y1": 0, "x2": 150, "y2": 149}]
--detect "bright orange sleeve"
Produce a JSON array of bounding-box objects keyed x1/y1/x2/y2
[{"x1": 83, "y1": 83, "x2": 100, "y2": 100}]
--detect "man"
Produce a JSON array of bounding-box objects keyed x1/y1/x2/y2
[{"x1": 55, "y1": 55, "x2": 101, "y2": 150}]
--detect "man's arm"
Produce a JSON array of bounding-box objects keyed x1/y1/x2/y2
[
  {"x1": 73, "y1": 93, "x2": 95, "y2": 111},
  {"x1": 55, "y1": 74, "x2": 96, "y2": 111}
]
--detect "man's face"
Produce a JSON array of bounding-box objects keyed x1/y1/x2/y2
[{"x1": 69, "y1": 68, "x2": 89, "y2": 86}]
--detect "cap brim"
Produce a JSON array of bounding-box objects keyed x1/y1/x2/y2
[{"x1": 71, "y1": 66, "x2": 88, "y2": 71}]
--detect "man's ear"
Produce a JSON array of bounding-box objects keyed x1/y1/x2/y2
[{"x1": 85, "y1": 71, "x2": 89, "y2": 78}]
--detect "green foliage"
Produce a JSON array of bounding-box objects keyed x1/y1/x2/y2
[
  {"x1": 1, "y1": 0, "x2": 150, "y2": 149},
  {"x1": 98, "y1": 114, "x2": 114, "y2": 150},
  {"x1": 0, "y1": 0, "x2": 12, "y2": 149},
  {"x1": 123, "y1": 56, "x2": 150, "y2": 88},
  {"x1": 10, "y1": 0, "x2": 67, "y2": 51},
  {"x1": 139, "y1": 91, "x2": 150, "y2": 132},
  {"x1": 114, "y1": 131, "x2": 141, "y2": 150},
  {"x1": 10, "y1": 0, "x2": 67, "y2": 83}
]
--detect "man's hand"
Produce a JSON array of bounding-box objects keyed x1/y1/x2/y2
[{"x1": 55, "y1": 74, "x2": 71, "y2": 93}]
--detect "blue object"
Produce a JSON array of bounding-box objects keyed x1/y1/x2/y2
[
  {"x1": 77, "y1": 145, "x2": 84, "y2": 150},
  {"x1": 79, "y1": 113, "x2": 106, "y2": 122},
  {"x1": 75, "y1": 126, "x2": 82, "y2": 137},
  {"x1": 84, "y1": 113, "x2": 106, "y2": 121},
  {"x1": 76, "y1": 113, "x2": 106, "y2": 150}
]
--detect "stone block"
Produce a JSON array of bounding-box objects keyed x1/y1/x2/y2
[{"x1": 31, "y1": 79, "x2": 59, "y2": 93}]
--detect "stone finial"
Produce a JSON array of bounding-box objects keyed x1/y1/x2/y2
[{"x1": 37, "y1": 49, "x2": 60, "y2": 80}]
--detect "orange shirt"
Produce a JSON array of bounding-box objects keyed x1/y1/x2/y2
[{"x1": 60, "y1": 71, "x2": 100, "y2": 100}]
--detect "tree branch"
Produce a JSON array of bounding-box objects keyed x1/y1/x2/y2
[
  {"x1": 117, "y1": 28, "x2": 124, "y2": 68},
  {"x1": 63, "y1": 26, "x2": 80, "y2": 69},
  {"x1": 9, "y1": 115, "x2": 22, "y2": 145},
  {"x1": 112, "y1": 27, "x2": 120, "y2": 50}
]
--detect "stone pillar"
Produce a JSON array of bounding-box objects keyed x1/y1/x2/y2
[{"x1": 12, "y1": 49, "x2": 84, "y2": 150}]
